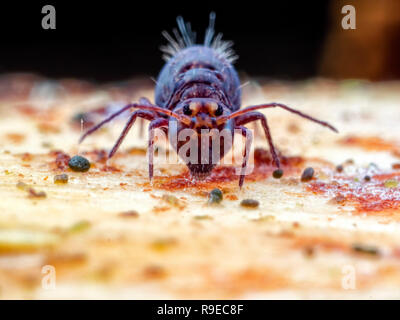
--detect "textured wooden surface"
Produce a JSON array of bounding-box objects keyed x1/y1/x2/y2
[{"x1": 1, "y1": 75, "x2": 400, "y2": 299}]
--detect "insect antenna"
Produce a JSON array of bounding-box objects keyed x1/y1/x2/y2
[
  {"x1": 79, "y1": 104, "x2": 190, "y2": 143},
  {"x1": 217, "y1": 103, "x2": 338, "y2": 132}
]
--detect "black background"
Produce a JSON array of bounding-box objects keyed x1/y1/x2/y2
[{"x1": 0, "y1": 1, "x2": 331, "y2": 82}]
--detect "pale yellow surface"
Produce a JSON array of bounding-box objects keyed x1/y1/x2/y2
[{"x1": 1, "y1": 77, "x2": 400, "y2": 299}]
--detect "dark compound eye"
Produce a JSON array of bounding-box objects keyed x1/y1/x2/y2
[
  {"x1": 183, "y1": 104, "x2": 192, "y2": 116},
  {"x1": 215, "y1": 105, "x2": 223, "y2": 116}
]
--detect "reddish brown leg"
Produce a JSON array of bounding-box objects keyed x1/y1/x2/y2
[
  {"x1": 79, "y1": 102, "x2": 190, "y2": 144},
  {"x1": 235, "y1": 112, "x2": 280, "y2": 168},
  {"x1": 108, "y1": 110, "x2": 155, "y2": 158},
  {"x1": 138, "y1": 97, "x2": 153, "y2": 138},
  {"x1": 219, "y1": 102, "x2": 338, "y2": 133},
  {"x1": 148, "y1": 118, "x2": 169, "y2": 180},
  {"x1": 236, "y1": 126, "x2": 253, "y2": 188},
  {"x1": 79, "y1": 104, "x2": 134, "y2": 143}
]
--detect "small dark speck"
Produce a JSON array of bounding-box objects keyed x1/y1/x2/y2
[
  {"x1": 303, "y1": 246, "x2": 315, "y2": 258},
  {"x1": 301, "y1": 167, "x2": 314, "y2": 182},
  {"x1": 352, "y1": 243, "x2": 380, "y2": 256},
  {"x1": 68, "y1": 155, "x2": 90, "y2": 172},
  {"x1": 119, "y1": 210, "x2": 139, "y2": 218},
  {"x1": 272, "y1": 169, "x2": 284, "y2": 179},
  {"x1": 54, "y1": 173, "x2": 69, "y2": 184},
  {"x1": 240, "y1": 199, "x2": 259, "y2": 208},
  {"x1": 208, "y1": 188, "x2": 223, "y2": 204},
  {"x1": 336, "y1": 164, "x2": 344, "y2": 173}
]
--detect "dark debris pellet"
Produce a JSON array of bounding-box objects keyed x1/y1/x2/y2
[
  {"x1": 364, "y1": 175, "x2": 371, "y2": 182},
  {"x1": 336, "y1": 164, "x2": 344, "y2": 173},
  {"x1": 68, "y1": 155, "x2": 91, "y2": 172},
  {"x1": 54, "y1": 173, "x2": 69, "y2": 184},
  {"x1": 208, "y1": 188, "x2": 223, "y2": 204},
  {"x1": 119, "y1": 210, "x2": 139, "y2": 218},
  {"x1": 240, "y1": 199, "x2": 260, "y2": 209},
  {"x1": 272, "y1": 169, "x2": 284, "y2": 179},
  {"x1": 303, "y1": 246, "x2": 315, "y2": 258},
  {"x1": 351, "y1": 244, "x2": 380, "y2": 256},
  {"x1": 301, "y1": 167, "x2": 314, "y2": 182}
]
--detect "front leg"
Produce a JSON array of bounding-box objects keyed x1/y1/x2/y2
[
  {"x1": 236, "y1": 126, "x2": 253, "y2": 188},
  {"x1": 138, "y1": 97, "x2": 153, "y2": 138},
  {"x1": 108, "y1": 110, "x2": 155, "y2": 158},
  {"x1": 148, "y1": 118, "x2": 169, "y2": 181},
  {"x1": 235, "y1": 112, "x2": 280, "y2": 168}
]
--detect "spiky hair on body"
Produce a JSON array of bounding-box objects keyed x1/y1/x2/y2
[{"x1": 160, "y1": 12, "x2": 238, "y2": 63}]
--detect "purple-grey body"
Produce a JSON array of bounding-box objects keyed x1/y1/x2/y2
[
  {"x1": 80, "y1": 13, "x2": 337, "y2": 188},
  {"x1": 155, "y1": 45, "x2": 241, "y2": 113}
]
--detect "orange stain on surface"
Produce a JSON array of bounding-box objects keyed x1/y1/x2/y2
[
  {"x1": 307, "y1": 173, "x2": 400, "y2": 215},
  {"x1": 340, "y1": 136, "x2": 400, "y2": 153},
  {"x1": 144, "y1": 148, "x2": 305, "y2": 192}
]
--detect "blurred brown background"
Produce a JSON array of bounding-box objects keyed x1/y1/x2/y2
[{"x1": 320, "y1": 0, "x2": 400, "y2": 80}]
